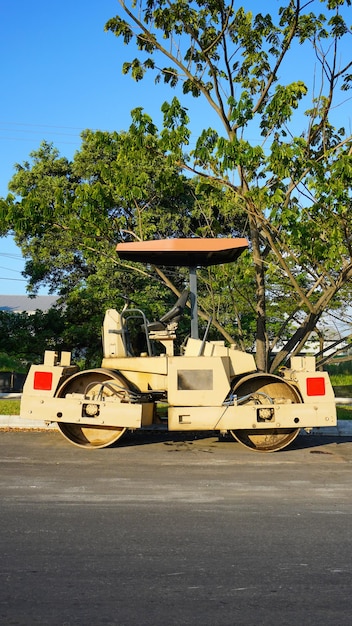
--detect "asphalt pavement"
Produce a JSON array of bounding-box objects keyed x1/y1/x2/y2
[{"x1": 1, "y1": 429, "x2": 352, "y2": 625}]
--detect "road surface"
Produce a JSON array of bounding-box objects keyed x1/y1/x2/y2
[{"x1": 1, "y1": 430, "x2": 352, "y2": 625}]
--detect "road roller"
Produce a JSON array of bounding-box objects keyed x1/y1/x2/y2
[{"x1": 20, "y1": 238, "x2": 337, "y2": 452}]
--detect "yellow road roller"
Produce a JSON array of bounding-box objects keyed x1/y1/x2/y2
[{"x1": 20, "y1": 238, "x2": 336, "y2": 451}]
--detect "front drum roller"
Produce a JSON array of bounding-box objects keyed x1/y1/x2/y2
[
  {"x1": 55, "y1": 369, "x2": 132, "y2": 449},
  {"x1": 230, "y1": 373, "x2": 302, "y2": 452}
]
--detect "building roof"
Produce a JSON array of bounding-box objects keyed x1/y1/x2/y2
[{"x1": 0, "y1": 295, "x2": 59, "y2": 314}]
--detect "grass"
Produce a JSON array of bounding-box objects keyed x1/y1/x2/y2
[
  {"x1": 0, "y1": 399, "x2": 21, "y2": 415},
  {"x1": 336, "y1": 405, "x2": 352, "y2": 420},
  {"x1": 329, "y1": 373, "x2": 352, "y2": 387}
]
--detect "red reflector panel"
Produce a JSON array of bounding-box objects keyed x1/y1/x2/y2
[
  {"x1": 306, "y1": 377, "x2": 325, "y2": 396},
  {"x1": 33, "y1": 371, "x2": 53, "y2": 391}
]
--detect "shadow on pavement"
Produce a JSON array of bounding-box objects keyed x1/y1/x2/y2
[
  {"x1": 293, "y1": 433, "x2": 352, "y2": 450},
  {"x1": 114, "y1": 428, "x2": 352, "y2": 451}
]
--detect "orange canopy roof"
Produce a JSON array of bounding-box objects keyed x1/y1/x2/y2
[{"x1": 116, "y1": 238, "x2": 249, "y2": 267}]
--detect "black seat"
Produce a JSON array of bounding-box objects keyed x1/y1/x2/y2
[{"x1": 147, "y1": 289, "x2": 189, "y2": 332}]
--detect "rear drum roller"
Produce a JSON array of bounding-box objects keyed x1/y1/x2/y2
[
  {"x1": 55, "y1": 369, "x2": 131, "y2": 449},
  {"x1": 230, "y1": 373, "x2": 301, "y2": 452}
]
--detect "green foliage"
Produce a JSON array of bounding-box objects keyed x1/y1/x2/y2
[
  {"x1": 0, "y1": 310, "x2": 68, "y2": 367},
  {"x1": 1, "y1": 123, "x2": 198, "y2": 295},
  {"x1": 327, "y1": 362, "x2": 352, "y2": 380},
  {"x1": 0, "y1": 352, "x2": 27, "y2": 373}
]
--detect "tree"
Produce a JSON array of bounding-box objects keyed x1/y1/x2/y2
[
  {"x1": 1, "y1": 127, "x2": 195, "y2": 294},
  {"x1": 2, "y1": 126, "x2": 247, "y2": 358},
  {"x1": 0, "y1": 309, "x2": 67, "y2": 367},
  {"x1": 105, "y1": 0, "x2": 352, "y2": 371}
]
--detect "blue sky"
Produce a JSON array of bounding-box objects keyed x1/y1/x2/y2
[{"x1": 0, "y1": 1, "x2": 351, "y2": 295}]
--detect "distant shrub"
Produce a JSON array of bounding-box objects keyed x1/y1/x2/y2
[{"x1": 0, "y1": 352, "x2": 27, "y2": 373}]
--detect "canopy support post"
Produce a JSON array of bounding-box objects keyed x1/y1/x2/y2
[{"x1": 189, "y1": 266, "x2": 199, "y2": 339}]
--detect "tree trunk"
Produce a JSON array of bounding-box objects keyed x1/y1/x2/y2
[{"x1": 250, "y1": 215, "x2": 267, "y2": 371}]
